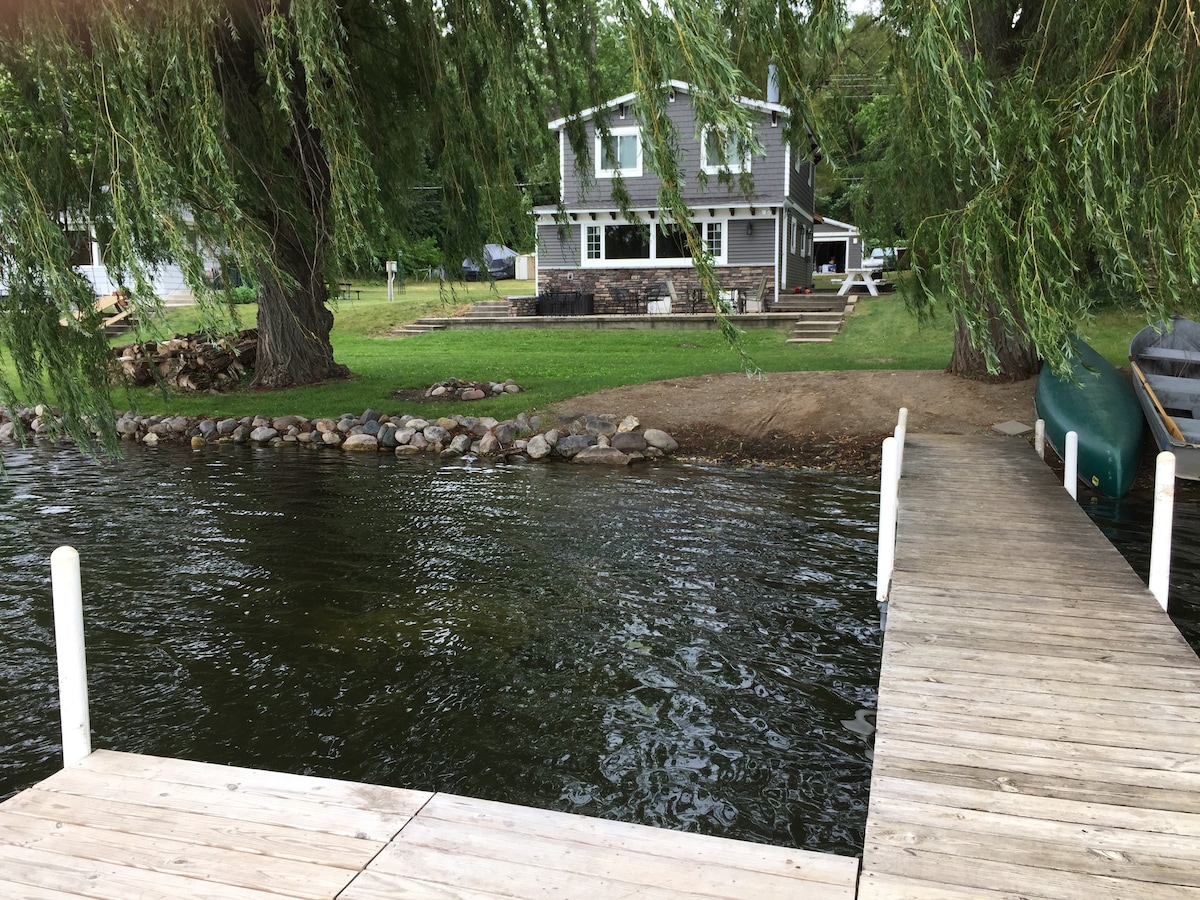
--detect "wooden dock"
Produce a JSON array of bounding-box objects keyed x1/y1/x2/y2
[
  {"x1": 0, "y1": 749, "x2": 858, "y2": 898},
  {"x1": 860, "y1": 434, "x2": 1200, "y2": 898}
]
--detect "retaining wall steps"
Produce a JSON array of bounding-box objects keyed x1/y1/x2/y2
[
  {"x1": 786, "y1": 310, "x2": 849, "y2": 344},
  {"x1": 391, "y1": 322, "x2": 448, "y2": 337},
  {"x1": 465, "y1": 300, "x2": 512, "y2": 318}
]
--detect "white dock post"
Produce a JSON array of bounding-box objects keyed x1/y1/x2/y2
[
  {"x1": 1034, "y1": 419, "x2": 1045, "y2": 459},
  {"x1": 1149, "y1": 451, "x2": 1176, "y2": 612},
  {"x1": 50, "y1": 546, "x2": 91, "y2": 767},
  {"x1": 894, "y1": 407, "x2": 908, "y2": 475},
  {"x1": 876, "y1": 436, "x2": 899, "y2": 605},
  {"x1": 1064, "y1": 431, "x2": 1078, "y2": 499}
]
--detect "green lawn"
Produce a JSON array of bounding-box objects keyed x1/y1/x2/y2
[
  {"x1": 9, "y1": 278, "x2": 1166, "y2": 422},
  {"x1": 110, "y1": 283, "x2": 964, "y2": 421}
]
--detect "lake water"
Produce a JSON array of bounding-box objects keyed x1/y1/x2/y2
[
  {"x1": 0, "y1": 445, "x2": 882, "y2": 856},
  {"x1": 3, "y1": 442, "x2": 1196, "y2": 861}
]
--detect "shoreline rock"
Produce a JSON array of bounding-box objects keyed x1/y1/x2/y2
[{"x1": 0, "y1": 405, "x2": 675, "y2": 467}]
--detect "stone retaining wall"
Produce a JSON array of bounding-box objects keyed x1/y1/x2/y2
[
  {"x1": 0, "y1": 406, "x2": 679, "y2": 467},
  {"x1": 537, "y1": 265, "x2": 773, "y2": 314}
]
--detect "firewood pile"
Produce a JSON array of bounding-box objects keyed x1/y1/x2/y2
[{"x1": 113, "y1": 329, "x2": 258, "y2": 391}]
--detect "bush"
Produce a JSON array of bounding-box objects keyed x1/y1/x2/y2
[{"x1": 227, "y1": 285, "x2": 258, "y2": 305}]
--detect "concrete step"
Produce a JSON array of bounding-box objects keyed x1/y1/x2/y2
[
  {"x1": 769, "y1": 298, "x2": 847, "y2": 313},
  {"x1": 787, "y1": 308, "x2": 846, "y2": 344},
  {"x1": 465, "y1": 301, "x2": 511, "y2": 318},
  {"x1": 391, "y1": 323, "x2": 448, "y2": 337}
]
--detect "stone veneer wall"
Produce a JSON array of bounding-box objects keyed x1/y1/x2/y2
[
  {"x1": 537, "y1": 265, "x2": 774, "y2": 314},
  {"x1": 509, "y1": 295, "x2": 539, "y2": 316}
]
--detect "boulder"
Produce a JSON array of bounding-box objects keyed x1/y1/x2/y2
[
  {"x1": 423, "y1": 425, "x2": 449, "y2": 444},
  {"x1": 343, "y1": 434, "x2": 378, "y2": 451},
  {"x1": 618, "y1": 415, "x2": 640, "y2": 433},
  {"x1": 190, "y1": 436, "x2": 206, "y2": 450},
  {"x1": 449, "y1": 434, "x2": 472, "y2": 454},
  {"x1": 643, "y1": 429, "x2": 679, "y2": 452},
  {"x1": 573, "y1": 446, "x2": 632, "y2": 466},
  {"x1": 477, "y1": 432, "x2": 500, "y2": 455},
  {"x1": 611, "y1": 432, "x2": 648, "y2": 453},
  {"x1": 555, "y1": 434, "x2": 598, "y2": 458},
  {"x1": 526, "y1": 434, "x2": 552, "y2": 459},
  {"x1": 249, "y1": 426, "x2": 279, "y2": 443}
]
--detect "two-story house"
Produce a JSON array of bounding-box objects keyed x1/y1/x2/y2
[{"x1": 533, "y1": 80, "x2": 819, "y2": 314}]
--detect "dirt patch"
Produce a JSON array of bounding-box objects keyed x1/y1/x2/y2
[{"x1": 542, "y1": 369, "x2": 1039, "y2": 473}]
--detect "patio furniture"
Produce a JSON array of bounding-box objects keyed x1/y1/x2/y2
[
  {"x1": 837, "y1": 269, "x2": 880, "y2": 297},
  {"x1": 538, "y1": 290, "x2": 594, "y2": 316},
  {"x1": 610, "y1": 287, "x2": 644, "y2": 315}
]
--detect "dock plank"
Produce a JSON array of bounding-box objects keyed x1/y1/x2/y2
[
  {"x1": 0, "y1": 752, "x2": 859, "y2": 898},
  {"x1": 863, "y1": 434, "x2": 1200, "y2": 898}
]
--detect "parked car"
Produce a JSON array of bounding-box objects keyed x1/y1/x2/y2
[
  {"x1": 462, "y1": 244, "x2": 517, "y2": 281},
  {"x1": 862, "y1": 247, "x2": 904, "y2": 272}
]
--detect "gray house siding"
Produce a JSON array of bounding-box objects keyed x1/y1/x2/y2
[
  {"x1": 537, "y1": 222, "x2": 580, "y2": 268},
  {"x1": 726, "y1": 218, "x2": 775, "y2": 265},
  {"x1": 789, "y1": 161, "x2": 816, "y2": 213},
  {"x1": 561, "y1": 97, "x2": 787, "y2": 210}
]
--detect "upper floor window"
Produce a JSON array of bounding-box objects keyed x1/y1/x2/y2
[
  {"x1": 702, "y1": 127, "x2": 750, "y2": 175},
  {"x1": 597, "y1": 127, "x2": 642, "y2": 178}
]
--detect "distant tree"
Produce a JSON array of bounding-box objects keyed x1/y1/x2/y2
[{"x1": 863, "y1": 0, "x2": 1200, "y2": 380}]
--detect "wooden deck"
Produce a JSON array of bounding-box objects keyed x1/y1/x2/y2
[
  {"x1": 0, "y1": 749, "x2": 858, "y2": 898},
  {"x1": 860, "y1": 434, "x2": 1200, "y2": 899}
]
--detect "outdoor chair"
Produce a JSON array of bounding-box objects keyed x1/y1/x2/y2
[{"x1": 610, "y1": 287, "x2": 643, "y2": 315}]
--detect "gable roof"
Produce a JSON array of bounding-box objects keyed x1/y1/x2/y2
[{"x1": 547, "y1": 80, "x2": 788, "y2": 131}]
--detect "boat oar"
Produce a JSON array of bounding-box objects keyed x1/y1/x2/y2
[{"x1": 1131, "y1": 360, "x2": 1185, "y2": 442}]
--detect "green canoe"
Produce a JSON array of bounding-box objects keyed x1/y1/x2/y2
[{"x1": 1034, "y1": 338, "x2": 1144, "y2": 498}]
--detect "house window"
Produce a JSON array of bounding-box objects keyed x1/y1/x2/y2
[
  {"x1": 701, "y1": 127, "x2": 750, "y2": 175},
  {"x1": 65, "y1": 230, "x2": 93, "y2": 267},
  {"x1": 604, "y1": 224, "x2": 651, "y2": 259},
  {"x1": 655, "y1": 224, "x2": 691, "y2": 259},
  {"x1": 705, "y1": 222, "x2": 723, "y2": 258},
  {"x1": 788, "y1": 217, "x2": 798, "y2": 255},
  {"x1": 597, "y1": 128, "x2": 642, "y2": 178},
  {"x1": 581, "y1": 220, "x2": 725, "y2": 265}
]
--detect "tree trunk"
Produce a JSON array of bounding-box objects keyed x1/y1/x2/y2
[
  {"x1": 243, "y1": 33, "x2": 349, "y2": 391},
  {"x1": 946, "y1": 308, "x2": 1039, "y2": 382},
  {"x1": 250, "y1": 259, "x2": 348, "y2": 389}
]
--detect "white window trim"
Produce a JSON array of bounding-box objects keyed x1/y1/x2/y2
[
  {"x1": 700, "y1": 126, "x2": 751, "y2": 175},
  {"x1": 596, "y1": 127, "x2": 643, "y2": 178},
  {"x1": 704, "y1": 221, "x2": 724, "y2": 260},
  {"x1": 580, "y1": 219, "x2": 727, "y2": 268}
]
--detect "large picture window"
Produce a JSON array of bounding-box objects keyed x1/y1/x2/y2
[
  {"x1": 604, "y1": 224, "x2": 651, "y2": 259},
  {"x1": 582, "y1": 220, "x2": 726, "y2": 266},
  {"x1": 655, "y1": 225, "x2": 691, "y2": 259},
  {"x1": 597, "y1": 128, "x2": 642, "y2": 178}
]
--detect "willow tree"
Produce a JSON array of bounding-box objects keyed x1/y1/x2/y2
[
  {"x1": 0, "y1": 0, "x2": 845, "y2": 449},
  {"x1": 863, "y1": 1, "x2": 1200, "y2": 380}
]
